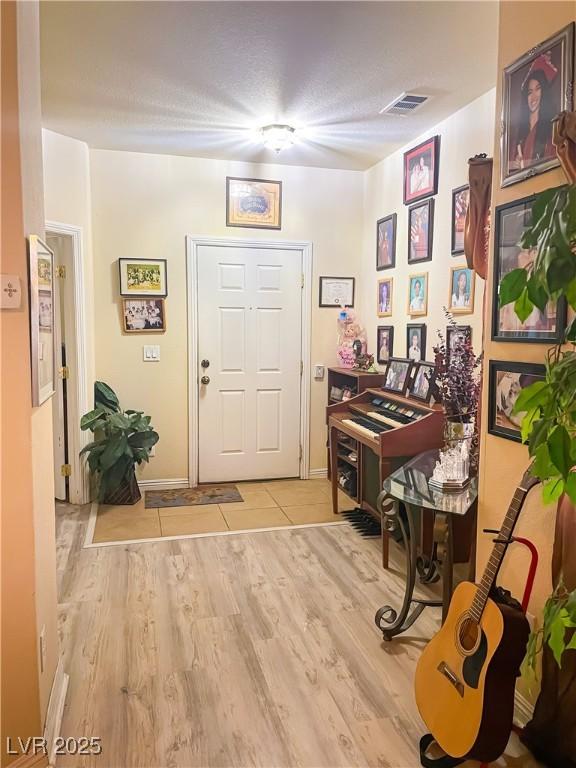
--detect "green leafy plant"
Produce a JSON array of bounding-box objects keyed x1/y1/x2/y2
[
  {"x1": 499, "y1": 184, "x2": 576, "y2": 671},
  {"x1": 80, "y1": 381, "x2": 159, "y2": 502}
]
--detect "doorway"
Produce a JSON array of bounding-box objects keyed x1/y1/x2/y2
[
  {"x1": 187, "y1": 237, "x2": 312, "y2": 486},
  {"x1": 46, "y1": 223, "x2": 90, "y2": 505}
]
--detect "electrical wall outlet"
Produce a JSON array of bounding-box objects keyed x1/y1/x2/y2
[{"x1": 39, "y1": 625, "x2": 46, "y2": 673}]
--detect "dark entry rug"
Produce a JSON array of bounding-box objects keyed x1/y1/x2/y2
[{"x1": 145, "y1": 484, "x2": 243, "y2": 509}]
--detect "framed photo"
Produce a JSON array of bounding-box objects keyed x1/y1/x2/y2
[
  {"x1": 446, "y1": 325, "x2": 472, "y2": 366},
  {"x1": 407, "y1": 273, "x2": 428, "y2": 316},
  {"x1": 122, "y1": 299, "x2": 166, "y2": 333},
  {"x1": 377, "y1": 326, "x2": 394, "y2": 364},
  {"x1": 119, "y1": 258, "x2": 167, "y2": 297},
  {"x1": 409, "y1": 361, "x2": 435, "y2": 403},
  {"x1": 488, "y1": 360, "x2": 546, "y2": 442},
  {"x1": 376, "y1": 214, "x2": 397, "y2": 270},
  {"x1": 383, "y1": 357, "x2": 413, "y2": 394},
  {"x1": 406, "y1": 323, "x2": 426, "y2": 362},
  {"x1": 408, "y1": 198, "x2": 434, "y2": 264},
  {"x1": 451, "y1": 185, "x2": 469, "y2": 255},
  {"x1": 493, "y1": 195, "x2": 566, "y2": 342},
  {"x1": 226, "y1": 176, "x2": 282, "y2": 229},
  {"x1": 28, "y1": 235, "x2": 55, "y2": 406},
  {"x1": 377, "y1": 277, "x2": 393, "y2": 317},
  {"x1": 403, "y1": 135, "x2": 440, "y2": 205},
  {"x1": 501, "y1": 23, "x2": 575, "y2": 187},
  {"x1": 448, "y1": 266, "x2": 475, "y2": 314},
  {"x1": 319, "y1": 276, "x2": 355, "y2": 307}
]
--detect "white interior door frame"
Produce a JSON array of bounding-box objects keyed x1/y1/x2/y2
[
  {"x1": 46, "y1": 221, "x2": 91, "y2": 505},
  {"x1": 186, "y1": 235, "x2": 312, "y2": 488}
]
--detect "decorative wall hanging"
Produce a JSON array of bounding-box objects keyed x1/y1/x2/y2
[
  {"x1": 122, "y1": 299, "x2": 166, "y2": 333},
  {"x1": 448, "y1": 266, "x2": 475, "y2": 314},
  {"x1": 501, "y1": 22, "x2": 575, "y2": 187},
  {"x1": 487, "y1": 360, "x2": 545, "y2": 442},
  {"x1": 407, "y1": 272, "x2": 428, "y2": 316},
  {"x1": 406, "y1": 323, "x2": 426, "y2": 361},
  {"x1": 28, "y1": 235, "x2": 55, "y2": 406},
  {"x1": 451, "y1": 185, "x2": 469, "y2": 255},
  {"x1": 377, "y1": 325, "x2": 394, "y2": 364},
  {"x1": 403, "y1": 135, "x2": 440, "y2": 204},
  {"x1": 408, "y1": 198, "x2": 434, "y2": 264},
  {"x1": 492, "y1": 195, "x2": 566, "y2": 342},
  {"x1": 376, "y1": 213, "x2": 397, "y2": 270},
  {"x1": 226, "y1": 176, "x2": 282, "y2": 229},
  {"x1": 118, "y1": 258, "x2": 167, "y2": 297},
  {"x1": 319, "y1": 276, "x2": 355, "y2": 307},
  {"x1": 377, "y1": 277, "x2": 393, "y2": 317},
  {"x1": 464, "y1": 153, "x2": 492, "y2": 278}
]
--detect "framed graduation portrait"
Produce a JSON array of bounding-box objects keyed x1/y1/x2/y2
[
  {"x1": 376, "y1": 214, "x2": 396, "y2": 270},
  {"x1": 501, "y1": 23, "x2": 574, "y2": 187},
  {"x1": 448, "y1": 266, "x2": 475, "y2": 315},
  {"x1": 403, "y1": 136, "x2": 440, "y2": 205},
  {"x1": 451, "y1": 185, "x2": 469, "y2": 255},
  {"x1": 408, "y1": 198, "x2": 434, "y2": 264}
]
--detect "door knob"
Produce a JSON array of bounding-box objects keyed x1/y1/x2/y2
[
  {"x1": 201, "y1": 375, "x2": 210, "y2": 385},
  {"x1": 201, "y1": 359, "x2": 210, "y2": 368}
]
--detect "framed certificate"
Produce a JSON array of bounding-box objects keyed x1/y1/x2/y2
[{"x1": 319, "y1": 276, "x2": 355, "y2": 307}]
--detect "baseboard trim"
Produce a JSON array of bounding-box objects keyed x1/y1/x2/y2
[
  {"x1": 308, "y1": 468, "x2": 328, "y2": 479},
  {"x1": 44, "y1": 657, "x2": 69, "y2": 766},
  {"x1": 137, "y1": 478, "x2": 189, "y2": 490},
  {"x1": 514, "y1": 689, "x2": 534, "y2": 729}
]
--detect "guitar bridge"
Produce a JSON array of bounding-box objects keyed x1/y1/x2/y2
[{"x1": 437, "y1": 661, "x2": 464, "y2": 698}]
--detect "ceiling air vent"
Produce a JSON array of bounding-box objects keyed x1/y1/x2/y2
[{"x1": 379, "y1": 92, "x2": 429, "y2": 116}]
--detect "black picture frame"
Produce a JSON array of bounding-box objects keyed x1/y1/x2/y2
[
  {"x1": 409, "y1": 361, "x2": 436, "y2": 403},
  {"x1": 403, "y1": 135, "x2": 440, "y2": 205},
  {"x1": 376, "y1": 213, "x2": 397, "y2": 271},
  {"x1": 377, "y1": 325, "x2": 394, "y2": 364},
  {"x1": 383, "y1": 357, "x2": 414, "y2": 394},
  {"x1": 451, "y1": 184, "x2": 469, "y2": 255},
  {"x1": 406, "y1": 323, "x2": 426, "y2": 361},
  {"x1": 488, "y1": 360, "x2": 546, "y2": 442},
  {"x1": 118, "y1": 258, "x2": 168, "y2": 298},
  {"x1": 318, "y1": 276, "x2": 355, "y2": 308},
  {"x1": 408, "y1": 198, "x2": 434, "y2": 264},
  {"x1": 492, "y1": 194, "x2": 567, "y2": 343},
  {"x1": 500, "y1": 23, "x2": 575, "y2": 188},
  {"x1": 446, "y1": 324, "x2": 472, "y2": 366}
]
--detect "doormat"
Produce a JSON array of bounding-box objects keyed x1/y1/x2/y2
[{"x1": 144, "y1": 484, "x2": 243, "y2": 509}]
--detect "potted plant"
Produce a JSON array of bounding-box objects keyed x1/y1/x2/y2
[
  {"x1": 80, "y1": 381, "x2": 159, "y2": 504},
  {"x1": 498, "y1": 181, "x2": 576, "y2": 764}
]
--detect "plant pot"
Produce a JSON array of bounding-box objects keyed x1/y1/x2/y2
[{"x1": 102, "y1": 467, "x2": 141, "y2": 505}]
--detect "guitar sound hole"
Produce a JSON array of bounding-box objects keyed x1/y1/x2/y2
[{"x1": 458, "y1": 616, "x2": 480, "y2": 652}]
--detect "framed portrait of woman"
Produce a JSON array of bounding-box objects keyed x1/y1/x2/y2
[
  {"x1": 408, "y1": 198, "x2": 434, "y2": 264},
  {"x1": 377, "y1": 277, "x2": 393, "y2": 317},
  {"x1": 501, "y1": 23, "x2": 574, "y2": 187},
  {"x1": 448, "y1": 266, "x2": 475, "y2": 315},
  {"x1": 377, "y1": 326, "x2": 394, "y2": 364},
  {"x1": 407, "y1": 273, "x2": 428, "y2": 317},
  {"x1": 376, "y1": 213, "x2": 396, "y2": 270},
  {"x1": 492, "y1": 195, "x2": 566, "y2": 342}
]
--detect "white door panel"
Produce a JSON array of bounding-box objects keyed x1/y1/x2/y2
[{"x1": 197, "y1": 245, "x2": 302, "y2": 482}]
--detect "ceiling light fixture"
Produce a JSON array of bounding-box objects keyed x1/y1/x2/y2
[{"x1": 260, "y1": 123, "x2": 296, "y2": 152}]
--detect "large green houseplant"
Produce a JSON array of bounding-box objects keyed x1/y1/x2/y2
[
  {"x1": 80, "y1": 381, "x2": 159, "y2": 504},
  {"x1": 499, "y1": 184, "x2": 576, "y2": 667}
]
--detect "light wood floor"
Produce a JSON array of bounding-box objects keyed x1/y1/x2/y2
[{"x1": 56, "y1": 500, "x2": 540, "y2": 768}]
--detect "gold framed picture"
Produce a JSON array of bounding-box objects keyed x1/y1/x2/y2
[
  {"x1": 448, "y1": 265, "x2": 475, "y2": 314},
  {"x1": 122, "y1": 298, "x2": 166, "y2": 333},
  {"x1": 226, "y1": 177, "x2": 282, "y2": 229},
  {"x1": 377, "y1": 277, "x2": 393, "y2": 317},
  {"x1": 407, "y1": 273, "x2": 428, "y2": 316}
]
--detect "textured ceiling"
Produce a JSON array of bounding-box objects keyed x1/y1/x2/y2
[{"x1": 40, "y1": 1, "x2": 498, "y2": 170}]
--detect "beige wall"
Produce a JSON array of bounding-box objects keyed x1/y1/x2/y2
[
  {"x1": 1, "y1": 1, "x2": 44, "y2": 764},
  {"x1": 359, "y1": 90, "x2": 495, "y2": 362},
  {"x1": 478, "y1": 1, "x2": 576, "y2": 699},
  {"x1": 43, "y1": 129, "x2": 96, "y2": 391},
  {"x1": 89, "y1": 150, "x2": 364, "y2": 478}
]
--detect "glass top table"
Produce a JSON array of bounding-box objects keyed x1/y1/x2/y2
[{"x1": 382, "y1": 448, "x2": 478, "y2": 516}]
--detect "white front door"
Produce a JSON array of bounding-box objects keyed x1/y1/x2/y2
[{"x1": 197, "y1": 244, "x2": 302, "y2": 483}]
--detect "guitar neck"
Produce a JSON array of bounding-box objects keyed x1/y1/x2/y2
[{"x1": 469, "y1": 484, "x2": 531, "y2": 621}]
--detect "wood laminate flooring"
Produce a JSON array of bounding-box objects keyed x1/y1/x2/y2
[{"x1": 56, "y1": 501, "x2": 540, "y2": 767}]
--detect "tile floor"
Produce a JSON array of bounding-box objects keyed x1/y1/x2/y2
[{"x1": 92, "y1": 478, "x2": 354, "y2": 544}]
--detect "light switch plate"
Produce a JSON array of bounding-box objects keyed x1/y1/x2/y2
[
  {"x1": 314, "y1": 364, "x2": 325, "y2": 380},
  {"x1": 143, "y1": 345, "x2": 160, "y2": 362},
  {"x1": 1, "y1": 275, "x2": 22, "y2": 309}
]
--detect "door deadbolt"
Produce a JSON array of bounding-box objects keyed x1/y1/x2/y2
[
  {"x1": 200, "y1": 375, "x2": 210, "y2": 385},
  {"x1": 201, "y1": 359, "x2": 210, "y2": 368}
]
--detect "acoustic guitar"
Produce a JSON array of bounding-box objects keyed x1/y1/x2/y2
[{"x1": 415, "y1": 466, "x2": 538, "y2": 763}]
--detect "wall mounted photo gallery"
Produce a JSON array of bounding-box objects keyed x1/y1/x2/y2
[{"x1": 118, "y1": 258, "x2": 168, "y2": 334}]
